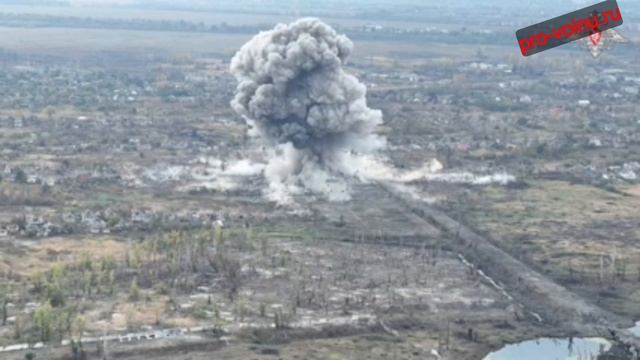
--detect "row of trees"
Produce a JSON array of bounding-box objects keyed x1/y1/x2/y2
[{"x1": 0, "y1": 226, "x2": 239, "y2": 345}]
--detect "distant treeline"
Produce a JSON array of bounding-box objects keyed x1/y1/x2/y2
[
  {"x1": 0, "y1": 12, "x2": 515, "y2": 46},
  {"x1": 0, "y1": 0, "x2": 66, "y2": 4},
  {"x1": 348, "y1": 30, "x2": 514, "y2": 47},
  {"x1": 0, "y1": 12, "x2": 263, "y2": 33}
]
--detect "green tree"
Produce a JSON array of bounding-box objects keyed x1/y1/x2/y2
[
  {"x1": 108, "y1": 270, "x2": 115, "y2": 295},
  {"x1": 129, "y1": 277, "x2": 140, "y2": 302},
  {"x1": 69, "y1": 339, "x2": 85, "y2": 360},
  {"x1": 33, "y1": 303, "x2": 54, "y2": 342},
  {"x1": 83, "y1": 271, "x2": 92, "y2": 296},
  {"x1": 45, "y1": 281, "x2": 65, "y2": 307},
  {"x1": 14, "y1": 314, "x2": 23, "y2": 340},
  {"x1": 2, "y1": 297, "x2": 7, "y2": 325},
  {"x1": 71, "y1": 315, "x2": 86, "y2": 340},
  {"x1": 214, "y1": 223, "x2": 224, "y2": 247},
  {"x1": 14, "y1": 168, "x2": 27, "y2": 184}
]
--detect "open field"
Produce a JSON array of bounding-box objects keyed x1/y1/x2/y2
[
  {"x1": 460, "y1": 180, "x2": 640, "y2": 319},
  {"x1": 0, "y1": 27, "x2": 253, "y2": 58},
  {"x1": 0, "y1": 5, "x2": 471, "y2": 31},
  {"x1": 0, "y1": 26, "x2": 522, "y2": 61},
  {"x1": 0, "y1": 4, "x2": 640, "y2": 360}
]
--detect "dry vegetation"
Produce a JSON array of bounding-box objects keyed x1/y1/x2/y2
[{"x1": 462, "y1": 180, "x2": 640, "y2": 317}]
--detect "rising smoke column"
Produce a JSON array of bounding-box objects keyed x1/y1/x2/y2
[{"x1": 230, "y1": 18, "x2": 385, "y2": 203}]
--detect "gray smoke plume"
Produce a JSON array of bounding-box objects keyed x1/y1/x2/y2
[
  {"x1": 229, "y1": 18, "x2": 516, "y2": 206},
  {"x1": 230, "y1": 18, "x2": 385, "y2": 203}
]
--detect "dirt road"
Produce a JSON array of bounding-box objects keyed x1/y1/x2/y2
[{"x1": 378, "y1": 182, "x2": 640, "y2": 351}]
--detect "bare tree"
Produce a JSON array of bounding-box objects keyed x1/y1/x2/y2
[{"x1": 208, "y1": 253, "x2": 242, "y2": 301}]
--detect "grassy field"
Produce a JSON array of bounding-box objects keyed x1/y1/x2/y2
[
  {"x1": 0, "y1": 25, "x2": 524, "y2": 64},
  {"x1": 0, "y1": 27, "x2": 252, "y2": 58},
  {"x1": 462, "y1": 180, "x2": 640, "y2": 317},
  {"x1": 0, "y1": 5, "x2": 471, "y2": 31}
]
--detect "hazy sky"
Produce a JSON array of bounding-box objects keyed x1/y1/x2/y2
[
  {"x1": 0, "y1": 0, "x2": 638, "y2": 24},
  {"x1": 3, "y1": 0, "x2": 620, "y2": 7}
]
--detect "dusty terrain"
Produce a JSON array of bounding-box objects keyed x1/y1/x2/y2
[{"x1": 1, "y1": 5, "x2": 640, "y2": 360}]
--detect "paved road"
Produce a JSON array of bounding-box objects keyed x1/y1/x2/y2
[{"x1": 0, "y1": 326, "x2": 224, "y2": 354}]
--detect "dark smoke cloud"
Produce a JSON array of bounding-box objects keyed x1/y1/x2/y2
[
  {"x1": 229, "y1": 18, "x2": 515, "y2": 205},
  {"x1": 230, "y1": 18, "x2": 385, "y2": 203}
]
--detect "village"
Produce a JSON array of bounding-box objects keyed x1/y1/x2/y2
[{"x1": 0, "y1": 2, "x2": 639, "y2": 358}]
